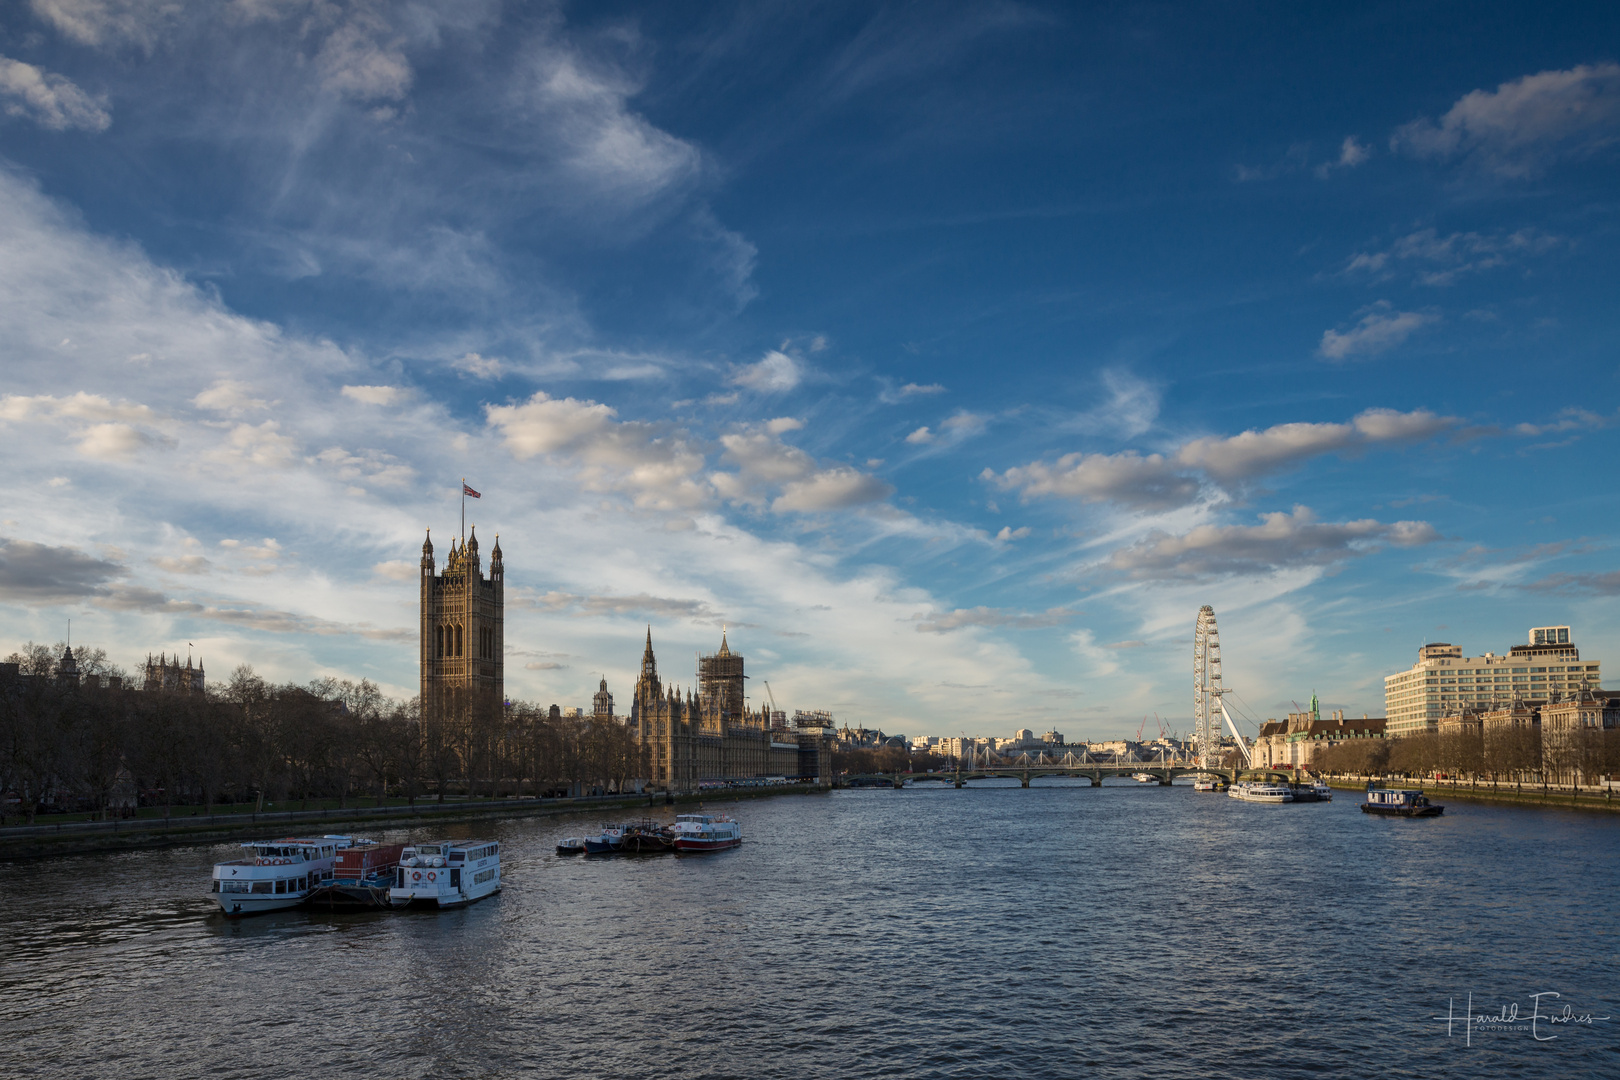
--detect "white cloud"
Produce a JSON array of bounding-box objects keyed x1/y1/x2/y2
[
  {"x1": 732, "y1": 350, "x2": 803, "y2": 393},
  {"x1": 28, "y1": 0, "x2": 177, "y2": 49},
  {"x1": 988, "y1": 407, "x2": 1459, "y2": 509},
  {"x1": 371, "y1": 559, "x2": 418, "y2": 581},
  {"x1": 984, "y1": 451, "x2": 1197, "y2": 511},
  {"x1": 1175, "y1": 408, "x2": 1454, "y2": 482},
  {"x1": 312, "y1": 7, "x2": 412, "y2": 103},
  {"x1": 941, "y1": 412, "x2": 987, "y2": 436},
  {"x1": 765, "y1": 417, "x2": 803, "y2": 435},
  {"x1": 0, "y1": 56, "x2": 111, "y2": 131},
  {"x1": 1392, "y1": 62, "x2": 1620, "y2": 176},
  {"x1": 906, "y1": 426, "x2": 934, "y2": 444},
  {"x1": 1, "y1": 391, "x2": 156, "y2": 424},
  {"x1": 485, "y1": 391, "x2": 708, "y2": 511},
  {"x1": 713, "y1": 424, "x2": 894, "y2": 515},
  {"x1": 1107, "y1": 506, "x2": 1441, "y2": 580},
  {"x1": 1314, "y1": 135, "x2": 1370, "y2": 178},
  {"x1": 772, "y1": 468, "x2": 894, "y2": 514},
  {"x1": 341, "y1": 384, "x2": 407, "y2": 406},
  {"x1": 194, "y1": 381, "x2": 270, "y2": 415},
  {"x1": 995, "y1": 526, "x2": 1030, "y2": 541},
  {"x1": 453, "y1": 352, "x2": 504, "y2": 379},
  {"x1": 517, "y1": 42, "x2": 703, "y2": 208},
  {"x1": 912, "y1": 605, "x2": 1074, "y2": 633},
  {"x1": 221, "y1": 420, "x2": 297, "y2": 468},
  {"x1": 78, "y1": 421, "x2": 164, "y2": 460},
  {"x1": 1319, "y1": 305, "x2": 1437, "y2": 360}
]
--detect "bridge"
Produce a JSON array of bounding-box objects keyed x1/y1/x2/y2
[{"x1": 842, "y1": 748, "x2": 1245, "y2": 789}]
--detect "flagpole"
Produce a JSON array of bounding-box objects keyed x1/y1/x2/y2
[{"x1": 461, "y1": 477, "x2": 466, "y2": 543}]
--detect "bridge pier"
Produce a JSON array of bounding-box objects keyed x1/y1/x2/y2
[
  {"x1": 1021, "y1": 773, "x2": 1030, "y2": 788},
  {"x1": 1090, "y1": 773, "x2": 1102, "y2": 787}
]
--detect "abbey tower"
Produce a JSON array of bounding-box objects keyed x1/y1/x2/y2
[{"x1": 419, "y1": 526, "x2": 504, "y2": 708}]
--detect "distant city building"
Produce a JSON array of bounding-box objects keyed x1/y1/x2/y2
[
  {"x1": 143, "y1": 651, "x2": 204, "y2": 694},
  {"x1": 1252, "y1": 695, "x2": 1386, "y2": 768},
  {"x1": 1540, "y1": 690, "x2": 1620, "y2": 785},
  {"x1": 419, "y1": 526, "x2": 504, "y2": 710},
  {"x1": 1043, "y1": 729, "x2": 1064, "y2": 746},
  {"x1": 1383, "y1": 626, "x2": 1601, "y2": 736}
]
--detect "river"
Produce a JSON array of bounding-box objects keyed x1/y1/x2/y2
[{"x1": 2, "y1": 780, "x2": 1616, "y2": 1078}]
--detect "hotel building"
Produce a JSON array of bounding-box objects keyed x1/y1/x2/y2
[{"x1": 1383, "y1": 625, "x2": 1602, "y2": 737}]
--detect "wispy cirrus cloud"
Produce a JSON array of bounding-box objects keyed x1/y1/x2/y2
[
  {"x1": 0, "y1": 56, "x2": 110, "y2": 131},
  {"x1": 1344, "y1": 227, "x2": 1563, "y2": 285}
]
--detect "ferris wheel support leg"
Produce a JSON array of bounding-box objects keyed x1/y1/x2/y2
[{"x1": 1218, "y1": 700, "x2": 1253, "y2": 767}]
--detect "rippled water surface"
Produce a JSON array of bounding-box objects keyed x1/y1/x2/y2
[{"x1": 4, "y1": 782, "x2": 1619, "y2": 1079}]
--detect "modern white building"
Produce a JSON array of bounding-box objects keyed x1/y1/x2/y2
[{"x1": 1383, "y1": 626, "x2": 1602, "y2": 737}]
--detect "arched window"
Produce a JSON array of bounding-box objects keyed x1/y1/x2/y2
[
  {"x1": 455, "y1": 624, "x2": 463, "y2": 657},
  {"x1": 436, "y1": 625, "x2": 445, "y2": 658}
]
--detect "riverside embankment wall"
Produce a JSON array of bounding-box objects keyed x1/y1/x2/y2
[
  {"x1": 0, "y1": 785, "x2": 827, "y2": 860},
  {"x1": 1325, "y1": 777, "x2": 1620, "y2": 814}
]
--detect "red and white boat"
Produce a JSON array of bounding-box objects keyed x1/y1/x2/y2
[{"x1": 670, "y1": 813, "x2": 741, "y2": 852}]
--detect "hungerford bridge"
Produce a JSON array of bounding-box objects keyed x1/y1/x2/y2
[{"x1": 845, "y1": 605, "x2": 1273, "y2": 789}]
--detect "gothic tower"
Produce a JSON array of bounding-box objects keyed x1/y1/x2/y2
[
  {"x1": 697, "y1": 629, "x2": 746, "y2": 722},
  {"x1": 420, "y1": 526, "x2": 504, "y2": 708}
]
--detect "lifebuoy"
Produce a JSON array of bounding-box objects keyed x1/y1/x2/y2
[
  {"x1": 427, "y1": 871, "x2": 436, "y2": 882},
  {"x1": 412, "y1": 871, "x2": 421, "y2": 881}
]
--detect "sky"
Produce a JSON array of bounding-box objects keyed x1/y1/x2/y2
[{"x1": 0, "y1": 0, "x2": 1616, "y2": 741}]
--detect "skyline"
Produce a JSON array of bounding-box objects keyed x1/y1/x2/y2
[{"x1": 1, "y1": 1, "x2": 1617, "y2": 736}]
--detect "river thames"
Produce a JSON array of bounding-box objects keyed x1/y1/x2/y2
[{"x1": 3, "y1": 782, "x2": 1616, "y2": 1079}]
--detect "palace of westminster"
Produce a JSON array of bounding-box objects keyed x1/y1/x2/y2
[{"x1": 418, "y1": 527, "x2": 832, "y2": 793}]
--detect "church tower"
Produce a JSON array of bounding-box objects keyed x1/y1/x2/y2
[{"x1": 419, "y1": 526, "x2": 504, "y2": 709}]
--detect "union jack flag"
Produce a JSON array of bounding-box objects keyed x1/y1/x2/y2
[{"x1": 463, "y1": 483, "x2": 481, "y2": 498}]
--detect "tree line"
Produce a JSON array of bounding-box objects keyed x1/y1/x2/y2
[
  {"x1": 0, "y1": 642, "x2": 646, "y2": 825},
  {"x1": 1312, "y1": 726, "x2": 1620, "y2": 786}
]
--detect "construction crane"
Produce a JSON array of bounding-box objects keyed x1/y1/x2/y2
[{"x1": 763, "y1": 681, "x2": 780, "y2": 725}]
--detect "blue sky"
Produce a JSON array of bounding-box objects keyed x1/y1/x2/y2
[{"x1": 0, "y1": 0, "x2": 1616, "y2": 739}]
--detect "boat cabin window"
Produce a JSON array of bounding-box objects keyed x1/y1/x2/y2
[
  {"x1": 450, "y1": 852, "x2": 465, "y2": 863},
  {"x1": 417, "y1": 845, "x2": 441, "y2": 855}
]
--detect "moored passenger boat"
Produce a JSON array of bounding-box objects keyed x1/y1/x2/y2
[
  {"x1": 210, "y1": 837, "x2": 341, "y2": 917},
  {"x1": 389, "y1": 839, "x2": 502, "y2": 908},
  {"x1": 556, "y1": 837, "x2": 587, "y2": 856},
  {"x1": 670, "y1": 813, "x2": 741, "y2": 852},
  {"x1": 1131, "y1": 772, "x2": 1157, "y2": 783},
  {"x1": 1361, "y1": 787, "x2": 1444, "y2": 817},
  {"x1": 1191, "y1": 774, "x2": 1226, "y2": 792},
  {"x1": 1229, "y1": 781, "x2": 1293, "y2": 803}
]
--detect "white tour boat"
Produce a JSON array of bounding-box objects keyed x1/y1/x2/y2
[
  {"x1": 1132, "y1": 772, "x2": 1157, "y2": 783},
  {"x1": 390, "y1": 839, "x2": 502, "y2": 908},
  {"x1": 670, "y1": 813, "x2": 741, "y2": 852},
  {"x1": 210, "y1": 836, "x2": 342, "y2": 917},
  {"x1": 1192, "y1": 774, "x2": 1225, "y2": 792},
  {"x1": 1229, "y1": 781, "x2": 1294, "y2": 803}
]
